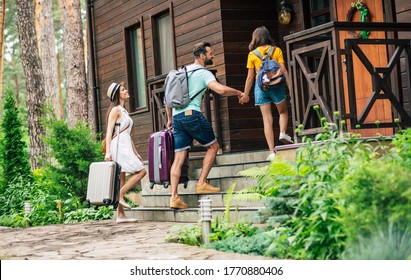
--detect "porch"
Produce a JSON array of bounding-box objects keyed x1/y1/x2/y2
[{"x1": 284, "y1": 21, "x2": 411, "y2": 141}]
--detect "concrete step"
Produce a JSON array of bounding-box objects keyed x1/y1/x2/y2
[
  {"x1": 141, "y1": 192, "x2": 264, "y2": 208},
  {"x1": 141, "y1": 176, "x2": 259, "y2": 195},
  {"x1": 133, "y1": 149, "x2": 298, "y2": 222},
  {"x1": 123, "y1": 206, "x2": 264, "y2": 223}
]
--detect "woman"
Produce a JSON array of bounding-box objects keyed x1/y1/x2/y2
[
  {"x1": 240, "y1": 26, "x2": 293, "y2": 161},
  {"x1": 105, "y1": 82, "x2": 147, "y2": 223}
]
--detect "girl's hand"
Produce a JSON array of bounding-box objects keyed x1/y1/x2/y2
[{"x1": 104, "y1": 152, "x2": 112, "y2": 161}]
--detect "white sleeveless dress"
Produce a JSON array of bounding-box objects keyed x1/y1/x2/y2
[{"x1": 110, "y1": 106, "x2": 144, "y2": 174}]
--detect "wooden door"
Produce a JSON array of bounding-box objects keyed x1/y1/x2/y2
[{"x1": 336, "y1": 0, "x2": 393, "y2": 137}]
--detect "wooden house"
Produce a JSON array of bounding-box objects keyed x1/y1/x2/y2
[
  {"x1": 87, "y1": 0, "x2": 411, "y2": 159},
  {"x1": 86, "y1": 0, "x2": 410, "y2": 221}
]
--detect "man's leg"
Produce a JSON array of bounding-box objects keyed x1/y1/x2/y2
[
  {"x1": 195, "y1": 141, "x2": 220, "y2": 194},
  {"x1": 197, "y1": 141, "x2": 219, "y2": 185},
  {"x1": 170, "y1": 149, "x2": 188, "y2": 209}
]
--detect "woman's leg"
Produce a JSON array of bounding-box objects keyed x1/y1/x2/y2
[
  {"x1": 117, "y1": 169, "x2": 147, "y2": 219},
  {"x1": 259, "y1": 103, "x2": 275, "y2": 154},
  {"x1": 275, "y1": 100, "x2": 289, "y2": 134}
]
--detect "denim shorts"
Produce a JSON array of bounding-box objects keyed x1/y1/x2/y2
[
  {"x1": 172, "y1": 110, "x2": 216, "y2": 152},
  {"x1": 254, "y1": 84, "x2": 286, "y2": 106}
]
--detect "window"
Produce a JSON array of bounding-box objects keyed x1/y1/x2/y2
[
  {"x1": 304, "y1": 0, "x2": 330, "y2": 28},
  {"x1": 125, "y1": 22, "x2": 147, "y2": 112},
  {"x1": 152, "y1": 11, "x2": 174, "y2": 75}
]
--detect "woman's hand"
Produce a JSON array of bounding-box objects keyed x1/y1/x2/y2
[
  {"x1": 104, "y1": 152, "x2": 112, "y2": 161},
  {"x1": 239, "y1": 95, "x2": 250, "y2": 105}
]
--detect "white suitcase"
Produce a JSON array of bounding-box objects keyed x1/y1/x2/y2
[{"x1": 86, "y1": 161, "x2": 121, "y2": 208}]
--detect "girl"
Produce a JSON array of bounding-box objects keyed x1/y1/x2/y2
[{"x1": 240, "y1": 26, "x2": 293, "y2": 161}]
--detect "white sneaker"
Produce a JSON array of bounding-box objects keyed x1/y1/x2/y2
[
  {"x1": 279, "y1": 133, "x2": 294, "y2": 144},
  {"x1": 266, "y1": 153, "x2": 276, "y2": 161}
]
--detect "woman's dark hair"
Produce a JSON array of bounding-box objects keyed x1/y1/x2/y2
[
  {"x1": 193, "y1": 42, "x2": 211, "y2": 58},
  {"x1": 248, "y1": 26, "x2": 274, "y2": 51}
]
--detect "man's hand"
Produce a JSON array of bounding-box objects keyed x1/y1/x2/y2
[{"x1": 239, "y1": 93, "x2": 250, "y2": 105}]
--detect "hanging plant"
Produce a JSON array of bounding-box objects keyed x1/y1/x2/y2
[{"x1": 346, "y1": 0, "x2": 370, "y2": 39}]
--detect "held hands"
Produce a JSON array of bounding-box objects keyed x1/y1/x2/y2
[{"x1": 239, "y1": 92, "x2": 250, "y2": 105}]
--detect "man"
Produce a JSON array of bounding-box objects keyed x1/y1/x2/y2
[{"x1": 166, "y1": 42, "x2": 244, "y2": 209}]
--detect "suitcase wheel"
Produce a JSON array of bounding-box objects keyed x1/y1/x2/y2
[
  {"x1": 163, "y1": 182, "x2": 170, "y2": 189},
  {"x1": 103, "y1": 199, "x2": 112, "y2": 206},
  {"x1": 113, "y1": 201, "x2": 119, "y2": 210},
  {"x1": 183, "y1": 182, "x2": 188, "y2": 189},
  {"x1": 86, "y1": 200, "x2": 91, "y2": 208},
  {"x1": 149, "y1": 182, "x2": 155, "y2": 189}
]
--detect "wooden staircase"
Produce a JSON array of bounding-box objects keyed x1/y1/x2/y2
[{"x1": 123, "y1": 148, "x2": 299, "y2": 222}]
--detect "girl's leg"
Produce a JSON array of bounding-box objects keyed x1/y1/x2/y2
[
  {"x1": 117, "y1": 169, "x2": 147, "y2": 219},
  {"x1": 275, "y1": 100, "x2": 289, "y2": 134},
  {"x1": 120, "y1": 169, "x2": 147, "y2": 199},
  {"x1": 259, "y1": 103, "x2": 275, "y2": 154}
]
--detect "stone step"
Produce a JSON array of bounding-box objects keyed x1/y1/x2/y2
[
  {"x1": 123, "y1": 206, "x2": 264, "y2": 223},
  {"x1": 141, "y1": 192, "x2": 264, "y2": 208},
  {"x1": 132, "y1": 148, "x2": 298, "y2": 222},
  {"x1": 141, "y1": 176, "x2": 258, "y2": 195}
]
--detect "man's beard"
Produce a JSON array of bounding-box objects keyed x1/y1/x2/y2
[{"x1": 204, "y1": 57, "x2": 213, "y2": 66}]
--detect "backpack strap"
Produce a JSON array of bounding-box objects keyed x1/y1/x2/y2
[
  {"x1": 253, "y1": 46, "x2": 276, "y2": 61},
  {"x1": 182, "y1": 65, "x2": 209, "y2": 102}
]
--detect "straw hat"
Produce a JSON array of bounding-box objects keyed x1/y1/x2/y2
[{"x1": 107, "y1": 82, "x2": 121, "y2": 102}]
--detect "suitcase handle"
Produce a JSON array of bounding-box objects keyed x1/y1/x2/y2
[{"x1": 158, "y1": 137, "x2": 162, "y2": 169}]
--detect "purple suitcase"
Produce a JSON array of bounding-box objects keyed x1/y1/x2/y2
[{"x1": 148, "y1": 129, "x2": 189, "y2": 189}]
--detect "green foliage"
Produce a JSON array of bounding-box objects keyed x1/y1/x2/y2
[
  {"x1": 391, "y1": 128, "x2": 411, "y2": 165},
  {"x1": 208, "y1": 217, "x2": 260, "y2": 242},
  {"x1": 0, "y1": 214, "x2": 30, "y2": 228},
  {"x1": 342, "y1": 222, "x2": 411, "y2": 260},
  {"x1": 166, "y1": 224, "x2": 203, "y2": 246},
  {"x1": 63, "y1": 206, "x2": 113, "y2": 224},
  {"x1": 42, "y1": 118, "x2": 103, "y2": 199},
  {"x1": 336, "y1": 160, "x2": 411, "y2": 241},
  {"x1": 205, "y1": 232, "x2": 274, "y2": 256},
  {"x1": 0, "y1": 89, "x2": 33, "y2": 192}
]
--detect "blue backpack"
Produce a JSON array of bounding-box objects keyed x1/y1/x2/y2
[{"x1": 253, "y1": 46, "x2": 286, "y2": 91}]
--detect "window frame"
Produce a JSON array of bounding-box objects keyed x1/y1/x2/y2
[
  {"x1": 302, "y1": 0, "x2": 334, "y2": 29},
  {"x1": 124, "y1": 17, "x2": 149, "y2": 114},
  {"x1": 150, "y1": 5, "x2": 176, "y2": 76}
]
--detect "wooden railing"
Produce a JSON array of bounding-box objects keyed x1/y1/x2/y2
[
  {"x1": 284, "y1": 21, "x2": 411, "y2": 141},
  {"x1": 147, "y1": 70, "x2": 221, "y2": 152}
]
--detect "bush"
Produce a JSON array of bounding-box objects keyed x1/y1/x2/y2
[
  {"x1": 0, "y1": 88, "x2": 33, "y2": 193},
  {"x1": 42, "y1": 118, "x2": 103, "y2": 199},
  {"x1": 342, "y1": 222, "x2": 411, "y2": 260},
  {"x1": 337, "y1": 160, "x2": 411, "y2": 242}
]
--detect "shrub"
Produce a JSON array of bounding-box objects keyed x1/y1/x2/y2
[
  {"x1": 0, "y1": 88, "x2": 33, "y2": 193},
  {"x1": 342, "y1": 222, "x2": 411, "y2": 260},
  {"x1": 336, "y1": 160, "x2": 411, "y2": 242},
  {"x1": 42, "y1": 118, "x2": 103, "y2": 199}
]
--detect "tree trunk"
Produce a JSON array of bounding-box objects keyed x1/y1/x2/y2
[
  {"x1": 0, "y1": 0, "x2": 6, "y2": 102},
  {"x1": 59, "y1": 0, "x2": 88, "y2": 127},
  {"x1": 16, "y1": 0, "x2": 46, "y2": 170},
  {"x1": 35, "y1": 0, "x2": 60, "y2": 118}
]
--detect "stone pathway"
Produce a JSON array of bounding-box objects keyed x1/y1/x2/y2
[{"x1": 0, "y1": 220, "x2": 272, "y2": 260}]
